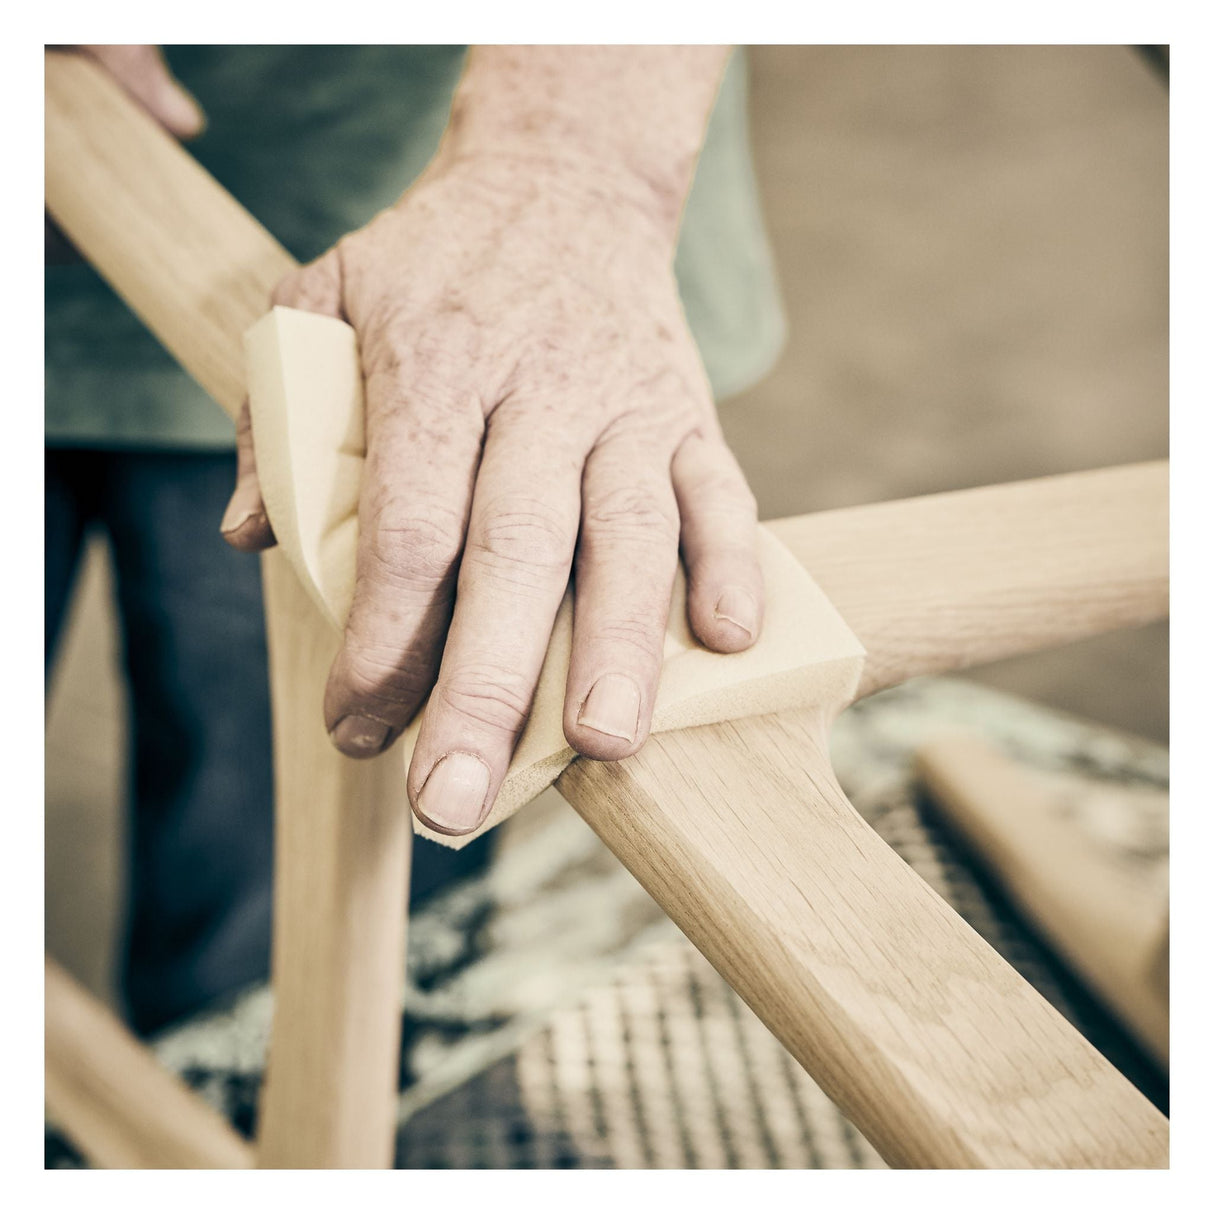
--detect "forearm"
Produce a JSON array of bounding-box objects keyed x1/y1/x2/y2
[{"x1": 433, "y1": 45, "x2": 732, "y2": 242}]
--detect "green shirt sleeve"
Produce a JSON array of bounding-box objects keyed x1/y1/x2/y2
[{"x1": 45, "y1": 46, "x2": 784, "y2": 449}]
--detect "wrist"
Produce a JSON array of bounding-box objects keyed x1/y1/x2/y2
[
  {"x1": 434, "y1": 46, "x2": 731, "y2": 244},
  {"x1": 428, "y1": 145, "x2": 684, "y2": 249}
]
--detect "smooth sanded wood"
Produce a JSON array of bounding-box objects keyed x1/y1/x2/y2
[
  {"x1": 244, "y1": 305, "x2": 867, "y2": 849},
  {"x1": 257, "y1": 552, "x2": 412, "y2": 1169},
  {"x1": 559, "y1": 712, "x2": 1169, "y2": 1168},
  {"x1": 560, "y1": 463, "x2": 1170, "y2": 1164},
  {"x1": 915, "y1": 734, "x2": 1169, "y2": 1069},
  {"x1": 45, "y1": 50, "x2": 1170, "y2": 1170},
  {"x1": 768, "y1": 460, "x2": 1168, "y2": 699},
  {"x1": 45, "y1": 50, "x2": 408, "y2": 1169},
  {"x1": 45, "y1": 958, "x2": 254, "y2": 1169},
  {"x1": 45, "y1": 51, "x2": 293, "y2": 420}
]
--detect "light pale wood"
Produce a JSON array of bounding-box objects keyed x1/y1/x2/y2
[
  {"x1": 768, "y1": 460, "x2": 1168, "y2": 699},
  {"x1": 557, "y1": 462, "x2": 1170, "y2": 1165},
  {"x1": 915, "y1": 734, "x2": 1169, "y2": 1069},
  {"x1": 245, "y1": 305, "x2": 872, "y2": 846},
  {"x1": 45, "y1": 958, "x2": 254, "y2": 1169},
  {"x1": 558, "y1": 710, "x2": 1169, "y2": 1168},
  {"x1": 45, "y1": 50, "x2": 1170, "y2": 1170},
  {"x1": 257, "y1": 552, "x2": 412, "y2": 1169},
  {"x1": 45, "y1": 51, "x2": 293, "y2": 420},
  {"x1": 45, "y1": 50, "x2": 409, "y2": 1169}
]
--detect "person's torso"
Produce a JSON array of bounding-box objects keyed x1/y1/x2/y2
[{"x1": 45, "y1": 46, "x2": 784, "y2": 448}]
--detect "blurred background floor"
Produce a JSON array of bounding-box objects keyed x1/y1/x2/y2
[{"x1": 45, "y1": 45, "x2": 1168, "y2": 1011}]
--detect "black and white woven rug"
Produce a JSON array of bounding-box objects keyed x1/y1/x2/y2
[{"x1": 45, "y1": 677, "x2": 1169, "y2": 1169}]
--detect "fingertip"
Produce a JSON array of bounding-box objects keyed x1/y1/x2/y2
[
  {"x1": 690, "y1": 584, "x2": 763, "y2": 654},
  {"x1": 564, "y1": 672, "x2": 649, "y2": 761},
  {"x1": 329, "y1": 714, "x2": 394, "y2": 759},
  {"x1": 411, "y1": 807, "x2": 478, "y2": 839},
  {"x1": 168, "y1": 95, "x2": 207, "y2": 140},
  {"x1": 220, "y1": 508, "x2": 276, "y2": 552},
  {"x1": 564, "y1": 719, "x2": 647, "y2": 763},
  {"x1": 411, "y1": 751, "x2": 493, "y2": 836},
  {"x1": 697, "y1": 616, "x2": 756, "y2": 654},
  {"x1": 146, "y1": 74, "x2": 206, "y2": 139}
]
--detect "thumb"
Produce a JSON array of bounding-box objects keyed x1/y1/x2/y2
[
  {"x1": 84, "y1": 45, "x2": 206, "y2": 140},
  {"x1": 224, "y1": 251, "x2": 345, "y2": 552},
  {"x1": 221, "y1": 399, "x2": 276, "y2": 552}
]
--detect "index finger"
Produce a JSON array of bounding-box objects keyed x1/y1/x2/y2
[{"x1": 406, "y1": 418, "x2": 585, "y2": 835}]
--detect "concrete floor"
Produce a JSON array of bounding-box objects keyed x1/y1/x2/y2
[
  {"x1": 45, "y1": 45, "x2": 1168, "y2": 1008},
  {"x1": 721, "y1": 45, "x2": 1167, "y2": 738}
]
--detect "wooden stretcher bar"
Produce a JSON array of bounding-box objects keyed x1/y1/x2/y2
[
  {"x1": 46, "y1": 52, "x2": 409, "y2": 1170},
  {"x1": 44, "y1": 958, "x2": 254, "y2": 1168},
  {"x1": 914, "y1": 734, "x2": 1170, "y2": 1069},
  {"x1": 44, "y1": 51, "x2": 1168, "y2": 1169}
]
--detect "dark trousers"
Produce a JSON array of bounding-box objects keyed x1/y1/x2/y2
[{"x1": 46, "y1": 447, "x2": 489, "y2": 1036}]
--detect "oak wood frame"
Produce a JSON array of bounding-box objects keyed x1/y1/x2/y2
[{"x1": 44, "y1": 52, "x2": 1169, "y2": 1169}]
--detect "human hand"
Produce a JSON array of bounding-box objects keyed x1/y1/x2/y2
[
  {"x1": 223, "y1": 149, "x2": 762, "y2": 838},
  {"x1": 46, "y1": 45, "x2": 204, "y2": 263}
]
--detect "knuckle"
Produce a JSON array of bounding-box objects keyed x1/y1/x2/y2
[
  {"x1": 688, "y1": 464, "x2": 757, "y2": 519},
  {"x1": 337, "y1": 642, "x2": 434, "y2": 713},
  {"x1": 269, "y1": 270, "x2": 302, "y2": 307},
  {"x1": 439, "y1": 663, "x2": 533, "y2": 735},
  {"x1": 411, "y1": 313, "x2": 481, "y2": 371},
  {"x1": 470, "y1": 502, "x2": 573, "y2": 572},
  {"x1": 271, "y1": 257, "x2": 337, "y2": 312},
  {"x1": 591, "y1": 615, "x2": 666, "y2": 663},
  {"x1": 367, "y1": 503, "x2": 465, "y2": 588},
  {"x1": 583, "y1": 483, "x2": 679, "y2": 543},
  {"x1": 363, "y1": 317, "x2": 473, "y2": 392},
  {"x1": 361, "y1": 329, "x2": 414, "y2": 382}
]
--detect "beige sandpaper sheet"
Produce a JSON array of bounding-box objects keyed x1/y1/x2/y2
[{"x1": 246, "y1": 307, "x2": 865, "y2": 847}]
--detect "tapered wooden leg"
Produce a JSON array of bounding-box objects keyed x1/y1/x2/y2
[
  {"x1": 915, "y1": 734, "x2": 1169, "y2": 1069},
  {"x1": 45, "y1": 958, "x2": 254, "y2": 1169},
  {"x1": 559, "y1": 708, "x2": 1169, "y2": 1169},
  {"x1": 255, "y1": 551, "x2": 411, "y2": 1169},
  {"x1": 46, "y1": 55, "x2": 1171, "y2": 1170}
]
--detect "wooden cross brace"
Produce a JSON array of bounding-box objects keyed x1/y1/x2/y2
[{"x1": 44, "y1": 53, "x2": 1169, "y2": 1170}]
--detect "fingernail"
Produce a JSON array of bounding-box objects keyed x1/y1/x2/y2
[
  {"x1": 331, "y1": 715, "x2": 391, "y2": 757},
  {"x1": 417, "y1": 752, "x2": 492, "y2": 835},
  {"x1": 169, "y1": 88, "x2": 207, "y2": 135},
  {"x1": 713, "y1": 586, "x2": 758, "y2": 639},
  {"x1": 220, "y1": 497, "x2": 256, "y2": 535},
  {"x1": 577, "y1": 674, "x2": 641, "y2": 743}
]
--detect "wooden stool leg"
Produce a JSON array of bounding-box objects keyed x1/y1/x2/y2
[
  {"x1": 560, "y1": 708, "x2": 1169, "y2": 1169},
  {"x1": 45, "y1": 958, "x2": 254, "y2": 1169},
  {"x1": 255, "y1": 551, "x2": 412, "y2": 1169},
  {"x1": 914, "y1": 733, "x2": 1169, "y2": 1068},
  {"x1": 46, "y1": 54, "x2": 1169, "y2": 1170}
]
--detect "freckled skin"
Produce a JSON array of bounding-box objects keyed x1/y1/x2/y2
[{"x1": 218, "y1": 47, "x2": 768, "y2": 835}]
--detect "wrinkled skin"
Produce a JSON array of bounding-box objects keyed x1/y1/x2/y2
[
  {"x1": 225, "y1": 149, "x2": 766, "y2": 835},
  {"x1": 56, "y1": 45, "x2": 766, "y2": 837}
]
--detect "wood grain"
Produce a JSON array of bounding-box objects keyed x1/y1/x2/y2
[
  {"x1": 46, "y1": 50, "x2": 1170, "y2": 1169},
  {"x1": 559, "y1": 711, "x2": 1169, "y2": 1168},
  {"x1": 915, "y1": 734, "x2": 1169, "y2": 1069},
  {"x1": 256, "y1": 552, "x2": 412, "y2": 1168},
  {"x1": 45, "y1": 51, "x2": 293, "y2": 420},
  {"x1": 559, "y1": 462, "x2": 1170, "y2": 1165},
  {"x1": 45, "y1": 50, "x2": 408, "y2": 1169},
  {"x1": 768, "y1": 460, "x2": 1168, "y2": 699},
  {"x1": 45, "y1": 958, "x2": 254, "y2": 1169}
]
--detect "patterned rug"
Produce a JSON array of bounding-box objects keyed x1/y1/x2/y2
[{"x1": 45, "y1": 676, "x2": 1169, "y2": 1168}]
